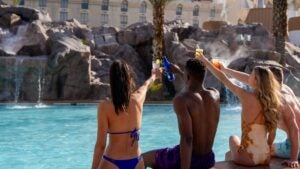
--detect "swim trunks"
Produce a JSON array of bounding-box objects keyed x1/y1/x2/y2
[
  {"x1": 155, "y1": 145, "x2": 215, "y2": 169},
  {"x1": 274, "y1": 139, "x2": 300, "y2": 159}
]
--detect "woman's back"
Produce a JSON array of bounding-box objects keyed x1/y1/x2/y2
[
  {"x1": 239, "y1": 94, "x2": 270, "y2": 164},
  {"x1": 91, "y1": 60, "x2": 161, "y2": 169},
  {"x1": 101, "y1": 97, "x2": 142, "y2": 159}
]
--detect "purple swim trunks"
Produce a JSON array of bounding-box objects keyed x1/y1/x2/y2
[{"x1": 155, "y1": 145, "x2": 215, "y2": 169}]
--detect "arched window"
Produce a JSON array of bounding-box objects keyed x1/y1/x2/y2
[
  {"x1": 39, "y1": 0, "x2": 47, "y2": 7},
  {"x1": 193, "y1": 5, "x2": 199, "y2": 16},
  {"x1": 121, "y1": 0, "x2": 128, "y2": 12},
  {"x1": 176, "y1": 4, "x2": 183, "y2": 15},
  {"x1": 101, "y1": 0, "x2": 109, "y2": 11},
  {"x1": 140, "y1": 1, "x2": 147, "y2": 13},
  {"x1": 60, "y1": 0, "x2": 68, "y2": 8}
]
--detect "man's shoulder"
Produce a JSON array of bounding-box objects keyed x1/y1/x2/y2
[
  {"x1": 205, "y1": 88, "x2": 220, "y2": 100},
  {"x1": 173, "y1": 93, "x2": 187, "y2": 102}
]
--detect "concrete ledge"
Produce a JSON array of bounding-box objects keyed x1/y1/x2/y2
[{"x1": 214, "y1": 158, "x2": 296, "y2": 169}]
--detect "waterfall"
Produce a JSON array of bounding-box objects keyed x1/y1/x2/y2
[
  {"x1": 14, "y1": 58, "x2": 24, "y2": 104},
  {"x1": 37, "y1": 62, "x2": 45, "y2": 105},
  {"x1": 223, "y1": 78, "x2": 251, "y2": 104},
  {"x1": 0, "y1": 24, "x2": 28, "y2": 55}
]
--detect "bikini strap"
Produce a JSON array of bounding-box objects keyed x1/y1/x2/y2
[
  {"x1": 251, "y1": 112, "x2": 262, "y2": 124},
  {"x1": 108, "y1": 128, "x2": 140, "y2": 146},
  {"x1": 130, "y1": 128, "x2": 140, "y2": 146}
]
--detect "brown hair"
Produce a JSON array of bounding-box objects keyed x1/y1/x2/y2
[
  {"x1": 109, "y1": 60, "x2": 135, "y2": 115},
  {"x1": 254, "y1": 66, "x2": 282, "y2": 132}
]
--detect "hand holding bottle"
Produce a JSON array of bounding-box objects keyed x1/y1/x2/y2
[
  {"x1": 195, "y1": 44, "x2": 204, "y2": 58},
  {"x1": 162, "y1": 56, "x2": 175, "y2": 81},
  {"x1": 211, "y1": 59, "x2": 222, "y2": 70}
]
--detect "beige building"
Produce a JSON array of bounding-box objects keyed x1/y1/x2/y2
[
  {"x1": 2, "y1": 0, "x2": 224, "y2": 28},
  {"x1": 2, "y1": 0, "x2": 299, "y2": 28}
]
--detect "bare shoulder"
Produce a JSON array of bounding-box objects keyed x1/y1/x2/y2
[
  {"x1": 173, "y1": 93, "x2": 187, "y2": 106},
  {"x1": 206, "y1": 87, "x2": 220, "y2": 101},
  {"x1": 98, "y1": 99, "x2": 113, "y2": 114}
]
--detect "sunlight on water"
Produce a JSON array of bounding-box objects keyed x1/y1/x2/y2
[{"x1": 0, "y1": 105, "x2": 286, "y2": 169}]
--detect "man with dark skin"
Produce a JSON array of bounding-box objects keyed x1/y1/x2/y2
[{"x1": 143, "y1": 58, "x2": 220, "y2": 169}]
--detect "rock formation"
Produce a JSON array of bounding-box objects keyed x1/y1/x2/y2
[{"x1": 0, "y1": 5, "x2": 299, "y2": 102}]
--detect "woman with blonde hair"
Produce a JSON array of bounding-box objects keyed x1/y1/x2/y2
[
  {"x1": 91, "y1": 60, "x2": 161, "y2": 169},
  {"x1": 197, "y1": 54, "x2": 281, "y2": 166}
]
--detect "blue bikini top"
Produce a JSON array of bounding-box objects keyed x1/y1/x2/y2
[{"x1": 107, "y1": 128, "x2": 140, "y2": 146}]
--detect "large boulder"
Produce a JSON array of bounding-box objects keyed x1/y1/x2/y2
[
  {"x1": 44, "y1": 32, "x2": 92, "y2": 100},
  {"x1": 0, "y1": 5, "x2": 51, "y2": 23},
  {"x1": 0, "y1": 21, "x2": 48, "y2": 56},
  {"x1": 113, "y1": 44, "x2": 147, "y2": 86},
  {"x1": 0, "y1": 13, "x2": 22, "y2": 29},
  {"x1": 117, "y1": 22, "x2": 153, "y2": 46},
  {"x1": 45, "y1": 19, "x2": 94, "y2": 49}
]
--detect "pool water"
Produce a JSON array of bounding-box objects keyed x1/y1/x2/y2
[{"x1": 0, "y1": 104, "x2": 285, "y2": 169}]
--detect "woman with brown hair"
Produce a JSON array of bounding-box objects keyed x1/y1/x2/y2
[
  {"x1": 91, "y1": 60, "x2": 161, "y2": 169},
  {"x1": 197, "y1": 54, "x2": 282, "y2": 166}
]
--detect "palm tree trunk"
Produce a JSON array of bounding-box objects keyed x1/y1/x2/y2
[
  {"x1": 152, "y1": 3, "x2": 165, "y2": 60},
  {"x1": 273, "y1": 0, "x2": 287, "y2": 65}
]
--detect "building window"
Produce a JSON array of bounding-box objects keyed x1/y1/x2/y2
[
  {"x1": 193, "y1": 5, "x2": 199, "y2": 16},
  {"x1": 210, "y1": 6, "x2": 216, "y2": 18},
  {"x1": 101, "y1": 0, "x2": 109, "y2": 11},
  {"x1": 80, "y1": 12, "x2": 89, "y2": 24},
  {"x1": 176, "y1": 4, "x2": 183, "y2": 15},
  {"x1": 101, "y1": 14, "x2": 109, "y2": 25},
  {"x1": 140, "y1": 1, "x2": 147, "y2": 13},
  {"x1": 193, "y1": 19, "x2": 199, "y2": 27},
  {"x1": 60, "y1": 11, "x2": 68, "y2": 21},
  {"x1": 120, "y1": 15, "x2": 128, "y2": 27},
  {"x1": 81, "y1": 0, "x2": 89, "y2": 10},
  {"x1": 39, "y1": 0, "x2": 47, "y2": 7},
  {"x1": 139, "y1": 16, "x2": 146, "y2": 22},
  {"x1": 61, "y1": 0, "x2": 68, "y2": 8},
  {"x1": 19, "y1": 0, "x2": 25, "y2": 6},
  {"x1": 121, "y1": 0, "x2": 128, "y2": 12}
]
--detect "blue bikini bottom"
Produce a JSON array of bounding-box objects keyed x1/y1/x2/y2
[{"x1": 102, "y1": 155, "x2": 142, "y2": 169}]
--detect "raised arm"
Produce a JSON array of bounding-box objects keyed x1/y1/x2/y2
[
  {"x1": 132, "y1": 69, "x2": 162, "y2": 104},
  {"x1": 282, "y1": 104, "x2": 299, "y2": 168},
  {"x1": 91, "y1": 102, "x2": 108, "y2": 169},
  {"x1": 197, "y1": 55, "x2": 246, "y2": 99},
  {"x1": 173, "y1": 96, "x2": 193, "y2": 169},
  {"x1": 221, "y1": 65, "x2": 250, "y2": 85},
  {"x1": 170, "y1": 63, "x2": 185, "y2": 78}
]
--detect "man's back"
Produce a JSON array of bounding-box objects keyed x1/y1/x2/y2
[
  {"x1": 175, "y1": 88, "x2": 220, "y2": 155},
  {"x1": 278, "y1": 85, "x2": 300, "y2": 131},
  {"x1": 272, "y1": 84, "x2": 300, "y2": 166}
]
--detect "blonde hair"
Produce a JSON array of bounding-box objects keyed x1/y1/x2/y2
[{"x1": 254, "y1": 66, "x2": 282, "y2": 132}]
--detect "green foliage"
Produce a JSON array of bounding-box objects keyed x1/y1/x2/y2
[
  {"x1": 149, "y1": 82, "x2": 162, "y2": 93},
  {"x1": 13, "y1": 0, "x2": 20, "y2": 5},
  {"x1": 80, "y1": 39, "x2": 89, "y2": 46}
]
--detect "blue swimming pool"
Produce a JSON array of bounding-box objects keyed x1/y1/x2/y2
[{"x1": 0, "y1": 104, "x2": 285, "y2": 169}]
